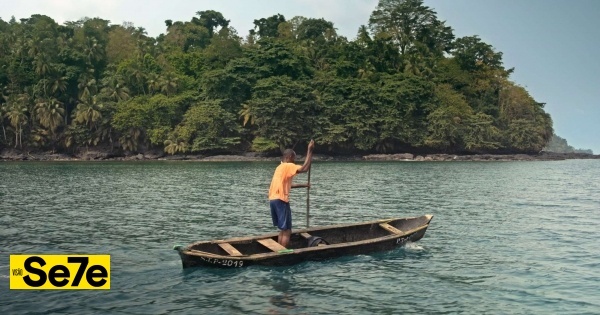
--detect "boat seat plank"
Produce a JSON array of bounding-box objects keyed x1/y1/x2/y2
[
  {"x1": 257, "y1": 238, "x2": 287, "y2": 252},
  {"x1": 218, "y1": 242, "x2": 243, "y2": 256},
  {"x1": 379, "y1": 223, "x2": 403, "y2": 235},
  {"x1": 300, "y1": 232, "x2": 312, "y2": 239}
]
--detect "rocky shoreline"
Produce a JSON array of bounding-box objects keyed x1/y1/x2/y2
[{"x1": 1, "y1": 149, "x2": 598, "y2": 162}]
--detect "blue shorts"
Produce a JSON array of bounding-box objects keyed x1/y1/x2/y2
[{"x1": 270, "y1": 199, "x2": 292, "y2": 230}]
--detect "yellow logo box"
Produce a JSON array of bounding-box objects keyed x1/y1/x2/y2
[{"x1": 10, "y1": 255, "x2": 110, "y2": 290}]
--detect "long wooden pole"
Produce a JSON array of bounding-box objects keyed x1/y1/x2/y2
[{"x1": 306, "y1": 164, "x2": 311, "y2": 228}]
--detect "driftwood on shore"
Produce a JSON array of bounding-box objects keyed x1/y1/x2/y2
[{"x1": 1, "y1": 148, "x2": 598, "y2": 162}]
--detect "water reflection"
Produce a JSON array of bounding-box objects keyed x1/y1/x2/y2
[
  {"x1": 269, "y1": 293, "x2": 296, "y2": 313},
  {"x1": 267, "y1": 275, "x2": 298, "y2": 314}
]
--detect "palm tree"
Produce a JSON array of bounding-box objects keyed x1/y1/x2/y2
[
  {"x1": 146, "y1": 73, "x2": 161, "y2": 95},
  {"x1": 0, "y1": 101, "x2": 8, "y2": 144},
  {"x1": 164, "y1": 138, "x2": 188, "y2": 155},
  {"x1": 35, "y1": 98, "x2": 64, "y2": 134},
  {"x1": 27, "y1": 38, "x2": 42, "y2": 59},
  {"x1": 119, "y1": 128, "x2": 142, "y2": 152},
  {"x1": 95, "y1": 114, "x2": 114, "y2": 146},
  {"x1": 159, "y1": 74, "x2": 179, "y2": 96},
  {"x1": 83, "y1": 37, "x2": 103, "y2": 66},
  {"x1": 126, "y1": 64, "x2": 147, "y2": 95},
  {"x1": 4, "y1": 94, "x2": 30, "y2": 148},
  {"x1": 239, "y1": 103, "x2": 255, "y2": 126},
  {"x1": 77, "y1": 69, "x2": 98, "y2": 100},
  {"x1": 11, "y1": 34, "x2": 28, "y2": 67},
  {"x1": 74, "y1": 95, "x2": 103, "y2": 129},
  {"x1": 47, "y1": 70, "x2": 69, "y2": 124},
  {"x1": 49, "y1": 72, "x2": 68, "y2": 95},
  {"x1": 34, "y1": 53, "x2": 52, "y2": 78},
  {"x1": 101, "y1": 73, "x2": 130, "y2": 102}
]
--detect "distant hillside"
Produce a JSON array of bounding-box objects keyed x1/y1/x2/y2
[{"x1": 544, "y1": 135, "x2": 593, "y2": 154}]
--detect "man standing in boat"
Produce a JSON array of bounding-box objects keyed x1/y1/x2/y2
[{"x1": 269, "y1": 140, "x2": 315, "y2": 248}]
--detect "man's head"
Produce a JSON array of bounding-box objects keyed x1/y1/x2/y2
[{"x1": 282, "y1": 149, "x2": 296, "y2": 162}]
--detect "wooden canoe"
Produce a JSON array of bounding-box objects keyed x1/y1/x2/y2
[{"x1": 174, "y1": 215, "x2": 433, "y2": 268}]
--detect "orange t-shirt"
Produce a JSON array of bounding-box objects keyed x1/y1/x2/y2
[{"x1": 268, "y1": 162, "x2": 302, "y2": 203}]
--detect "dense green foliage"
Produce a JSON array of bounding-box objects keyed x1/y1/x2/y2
[{"x1": 0, "y1": 0, "x2": 553, "y2": 155}]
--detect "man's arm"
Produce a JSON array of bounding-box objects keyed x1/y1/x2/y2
[{"x1": 297, "y1": 140, "x2": 315, "y2": 174}]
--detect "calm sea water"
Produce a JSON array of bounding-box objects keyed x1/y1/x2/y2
[{"x1": 1, "y1": 160, "x2": 599, "y2": 314}]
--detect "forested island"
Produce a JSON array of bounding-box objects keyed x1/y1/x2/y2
[{"x1": 0, "y1": 0, "x2": 572, "y2": 161}]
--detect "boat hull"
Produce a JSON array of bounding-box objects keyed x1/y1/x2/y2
[{"x1": 176, "y1": 215, "x2": 432, "y2": 268}]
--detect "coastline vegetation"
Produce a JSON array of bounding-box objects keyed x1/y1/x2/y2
[
  {"x1": 0, "y1": 0, "x2": 554, "y2": 156},
  {"x1": 544, "y1": 135, "x2": 593, "y2": 154}
]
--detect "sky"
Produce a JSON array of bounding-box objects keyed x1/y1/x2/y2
[{"x1": 2, "y1": 0, "x2": 598, "y2": 153}]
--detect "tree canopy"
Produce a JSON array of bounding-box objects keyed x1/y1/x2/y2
[{"x1": 0, "y1": 1, "x2": 554, "y2": 155}]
